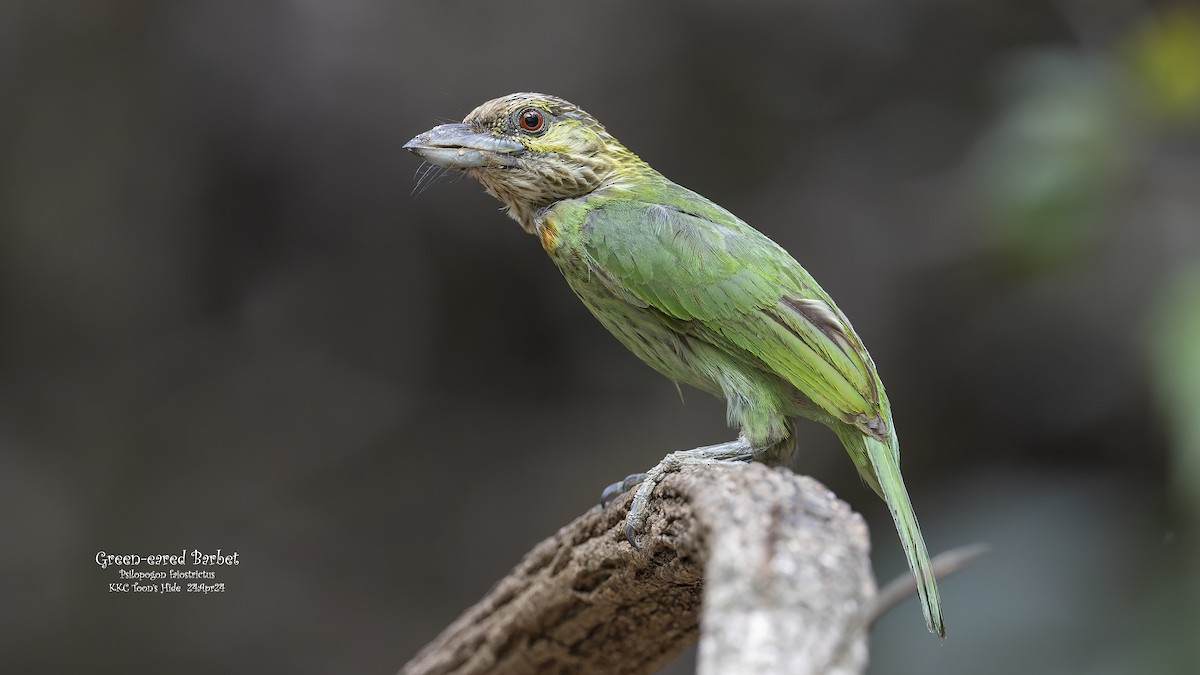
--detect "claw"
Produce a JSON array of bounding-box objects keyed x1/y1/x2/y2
[
  {"x1": 598, "y1": 472, "x2": 648, "y2": 508},
  {"x1": 624, "y1": 521, "x2": 640, "y2": 549},
  {"x1": 599, "y1": 481, "x2": 625, "y2": 508}
]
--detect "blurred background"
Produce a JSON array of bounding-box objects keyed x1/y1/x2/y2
[{"x1": 2, "y1": 0, "x2": 1198, "y2": 673}]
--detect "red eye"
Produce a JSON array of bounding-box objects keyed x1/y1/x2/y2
[{"x1": 518, "y1": 108, "x2": 545, "y2": 132}]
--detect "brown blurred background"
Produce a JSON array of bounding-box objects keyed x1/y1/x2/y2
[{"x1": 2, "y1": 1, "x2": 1199, "y2": 673}]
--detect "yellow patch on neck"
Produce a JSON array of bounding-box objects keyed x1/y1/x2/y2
[{"x1": 538, "y1": 219, "x2": 559, "y2": 253}]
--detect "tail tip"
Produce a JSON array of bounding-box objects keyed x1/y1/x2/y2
[{"x1": 925, "y1": 611, "x2": 946, "y2": 639}]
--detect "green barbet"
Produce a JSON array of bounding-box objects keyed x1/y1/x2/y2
[{"x1": 404, "y1": 93, "x2": 945, "y2": 637}]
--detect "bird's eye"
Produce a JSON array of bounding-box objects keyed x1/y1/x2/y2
[{"x1": 518, "y1": 108, "x2": 545, "y2": 133}]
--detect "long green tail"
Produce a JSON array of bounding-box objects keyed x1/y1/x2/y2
[{"x1": 844, "y1": 429, "x2": 945, "y2": 637}]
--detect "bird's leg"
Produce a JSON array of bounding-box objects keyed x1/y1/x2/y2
[{"x1": 608, "y1": 435, "x2": 757, "y2": 547}]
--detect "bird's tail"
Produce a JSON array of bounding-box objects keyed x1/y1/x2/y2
[{"x1": 846, "y1": 429, "x2": 945, "y2": 638}]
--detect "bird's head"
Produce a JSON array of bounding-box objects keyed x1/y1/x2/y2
[{"x1": 404, "y1": 93, "x2": 644, "y2": 231}]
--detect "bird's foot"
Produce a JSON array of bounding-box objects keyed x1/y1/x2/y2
[
  {"x1": 600, "y1": 473, "x2": 647, "y2": 508},
  {"x1": 603, "y1": 436, "x2": 756, "y2": 548}
]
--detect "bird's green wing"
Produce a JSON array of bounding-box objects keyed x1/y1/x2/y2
[{"x1": 577, "y1": 196, "x2": 882, "y2": 427}]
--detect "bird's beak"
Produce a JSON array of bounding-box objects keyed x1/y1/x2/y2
[{"x1": 403, "y1": 123, "x2": 524, "y2": 169}]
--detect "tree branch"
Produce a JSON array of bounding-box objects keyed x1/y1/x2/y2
[{"x1": 400, "y1": 462, "x2": 876, "y2": 675}]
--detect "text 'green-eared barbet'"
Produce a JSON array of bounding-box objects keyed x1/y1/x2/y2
[{"x1": 405, "y1": 93, "x2": 945, "y2": 637}]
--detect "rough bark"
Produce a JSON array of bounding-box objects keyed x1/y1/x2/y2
[{"x1": 400, "y1": 462, "x2": 875, "y2": 675}]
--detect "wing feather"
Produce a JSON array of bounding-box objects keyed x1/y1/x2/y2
[{"x1": 580, "y1": 197, "x2": 882, "y2": 423}]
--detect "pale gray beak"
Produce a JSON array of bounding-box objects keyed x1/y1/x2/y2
[{"x1": 403, "y1": 123, "x2": 524, "y2": 169}]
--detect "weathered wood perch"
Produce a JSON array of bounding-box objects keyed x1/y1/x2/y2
[{"x1": 400, "y1": 462, "x2": 876, "y2": 675}]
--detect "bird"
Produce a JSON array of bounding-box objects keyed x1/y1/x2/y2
[{"x1": 404, "y1": 92, "x2": 945, "y2": 638}]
